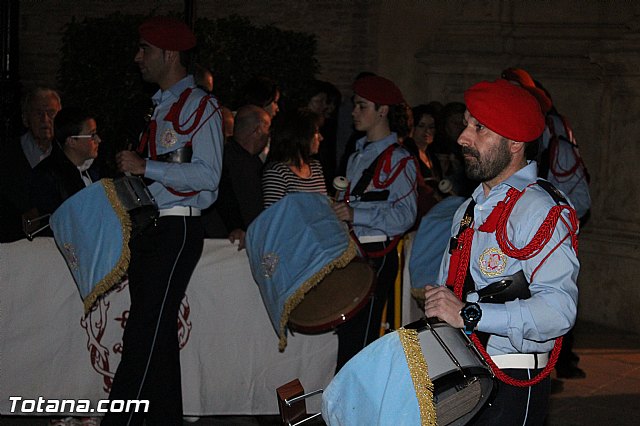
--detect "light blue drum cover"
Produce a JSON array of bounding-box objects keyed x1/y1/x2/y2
[
  {"x1": 50, "y1": 179, "x2": 131, "y2": 313},
  {"x1": 409, "y1": 196, "x2": 466, "y2": 294},
  {"x1": 245, "y1": 192, "x2": 357, "y2": 351},
  {"x1": 322, "y1": 328, "x2": 437, "y2": 426}
]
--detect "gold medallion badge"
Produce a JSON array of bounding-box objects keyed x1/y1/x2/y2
[
  {"x1": 479, "y1": 247, "x2": 507, "y2": 277},
  {"x1": 161, "y1": 128, "x2": 178, "y2": 148}
]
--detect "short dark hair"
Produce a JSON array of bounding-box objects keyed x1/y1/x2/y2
[
  {"x1": 54, "y1": 107, "x2": 93, "y2": 146},
  {"x1": 267, "y1": 108, "x2": 320, "y2": 169},
  {"x1": 242, "y1": 76, "x2": 280, "y2": 109},
  {"x1": 412, "y1": 104, "x2": 440, "y2": 126}
]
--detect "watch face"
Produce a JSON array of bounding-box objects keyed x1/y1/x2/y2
[{"x1": 463, "y1": 303, "x2": 482, "y2": 321}]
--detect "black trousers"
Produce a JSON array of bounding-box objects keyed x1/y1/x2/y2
[
  {"x1": 471, "y1": 368, "x2": 551, "y2": 425},
  {"x1": 335, "y1": 241, "x2": 398, "y2": 373},
  {"x1": 102, "y1": 216, "x2": 204, "y2": 426}
]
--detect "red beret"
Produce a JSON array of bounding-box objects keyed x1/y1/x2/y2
[
  {"x1": 501, "y1": 67, "x2": 553, "y2": 113},
  {"x1": 139, "y1": 16, "x2": 196, "y2": 51},
  {"x1": 464, "y1": 79, "x2": 545, "y2": 142},
  {"x1": 353, "y1": 76, "x2": 405, "y2": 105}
]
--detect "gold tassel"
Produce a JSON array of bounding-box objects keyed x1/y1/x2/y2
[
  {"x1": 398, "y1": 327, "x2": 437, "y2": 426},
  {"x1": 82, "y1": 178, "x2": 132, "y2": 314},
  {"x1": 277, "y1": 238, "x2": 358, "y2": 351}
]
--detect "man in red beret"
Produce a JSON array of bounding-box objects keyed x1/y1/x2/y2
[
  {"x1": 423, "y1": 79, "x2": 580, "y2": 424},
  {"x1": 331, "y1": 75, "x2": 418, "y2": 371},
  {"x1": 103, "y1": 16, "x2": 224, "y2": 425}
]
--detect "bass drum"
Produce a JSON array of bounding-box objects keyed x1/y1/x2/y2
[
  {"x1": 288, "y1": 257, "x2": 375, "y2": 334},
  {"x1": 322, "y1": 317, "x2": 495, "y2": 426},
  {"x1": 406, "y1": 318, "x2": 495, "y2": 425}
]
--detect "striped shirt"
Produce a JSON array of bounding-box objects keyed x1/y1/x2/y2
[{"x1": 262, "y1": 159, "x2": 327, "y2": 207}]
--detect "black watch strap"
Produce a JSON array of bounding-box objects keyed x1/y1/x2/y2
[{"x1": 461, "y1": 302, "x2": 482, "y2": 335}]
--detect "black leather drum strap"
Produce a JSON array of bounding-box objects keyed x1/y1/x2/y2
[{"x1": 350, "y1": 144, "x2": 399, "y2": 198}]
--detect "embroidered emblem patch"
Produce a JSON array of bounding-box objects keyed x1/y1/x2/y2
[
  {"x1": 62, "y1": 242, "x2": 79, "y2": 271},
  {"x1": 478, "y1": 247, "x2": 506, "y2": 277},
  {"x1": 261, "y1": 253, "x2": 280, "y2": 279},
  {"x1": 161, "y1": 128, "x2": 178, "y2": 148}
]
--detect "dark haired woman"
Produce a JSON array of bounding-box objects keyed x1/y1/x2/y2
[
  {"x1": 242, "y1": 75, "x2": 281, "y2": 118},
  {"x1": 405, "y1": 104, "x2": 442, "y2": 189},
  {"x1": 262, "y1": 109, "x2": 326, "y2": 207}
]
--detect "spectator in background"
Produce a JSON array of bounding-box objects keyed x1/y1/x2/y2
[
  {"x1": 0, "y1": 87, "x2": 61, "y2": 242},
  {"x1": 262, "y1": 108, "x2": 326, "y2": 207},
  {"x1": 220, "y1": 106, "x2": 235, "y2": 143},
  {"x1": 30, "y1": 107, "x2": 101, "y2": 218},
  {"x1": 213, "y1": 104, "x2": 271, "y2": 249},
  {"x1": 433, "y1": 101, "x2": 475, "y2": 197},
  {"x1": 405, "y1": 104, "x2": 443, "y2": 189},
  {"x1": 402, "y1": 104, "x2": 444, "y2": 226},
  {"x1": 194, "y1": 63, "x2": 214, "y2": 93},
  {"x1": 305, "y1": 79, "x2": 342, "y2": 193},
  {"x1": 242, "y1": 75, "x2": 281, "y2": 118}
]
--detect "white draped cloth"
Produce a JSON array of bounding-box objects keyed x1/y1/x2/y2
[{"x1": 0, "y1": 238, "x2": 337, "y2": 416}]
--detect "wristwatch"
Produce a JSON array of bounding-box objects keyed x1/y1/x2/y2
[{"x1": 460, "y1": 302, "x2": 482, "y2": 335}]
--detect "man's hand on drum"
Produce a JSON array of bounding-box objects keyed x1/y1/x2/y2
[
  {"x1": 331, "y1": 201, "x2": 353, "y2": 223},
  {"x1": 423, "y1": 285, "x2": 465, "y2": 328},
  {"x1": 116, "y1": 150, "x2": 146, "y2": 176}
]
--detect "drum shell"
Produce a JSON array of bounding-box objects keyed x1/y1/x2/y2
[
  {"x1": 288, "y1": 257, "x2": 376, "y2": 334},
  {"x1": 413, "y1": 320, "x2": 495, "y2": 426},
  {"x1": 112, "y1": 176, "x2": 157, "y2": 236}
]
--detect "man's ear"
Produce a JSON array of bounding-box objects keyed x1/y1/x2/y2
[
  {"x1": 510, "y1": 140, "x2": 525, "y2": 154},
  {"x1": 378, "y1": 105, "x2": 389, "y2": 118},
  {"x1": 164, "y1": 50, "x2": 179, "y2": 64}
]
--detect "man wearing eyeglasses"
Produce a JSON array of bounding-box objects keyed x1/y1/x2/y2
[{"x1": 29, "y1": 106, "x2": 101, "y2": 222}]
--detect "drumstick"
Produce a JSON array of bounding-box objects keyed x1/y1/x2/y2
[{"x1": 333, "y1": 176, "x2": 349, "y2": 203}]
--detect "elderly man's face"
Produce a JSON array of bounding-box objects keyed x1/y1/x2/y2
[
  {"x1": 458, "y1": 110, "x2": 511, "y2": 183},
  {"x1": 25, "y1": 93, "x2": 61, "y2": 143}
]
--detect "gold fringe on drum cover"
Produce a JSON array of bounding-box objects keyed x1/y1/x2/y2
[
  {"x1": 278, "y1": 238, "x2": 358, "y2": 351},
  {"x1": 398, "y1": 327, "x2": 437, "y2": 426},
  {"x1": 82, "y1": 178, "x2": 132, "y2": 314}
]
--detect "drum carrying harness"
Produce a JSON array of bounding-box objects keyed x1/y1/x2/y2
[
  {"x1": 349, "y1": 143, "x2": 418, "y2": 258},
  {"x1": 447, "y1": 179, "x2": 579, "y2": 386},
  {"x1": 137, "y1": 87, "x2": 222, "y2": 197}
]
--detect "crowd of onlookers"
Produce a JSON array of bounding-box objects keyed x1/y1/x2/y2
[{"x1": 0, "y1": 72, "x2": 473, "y2": 248}]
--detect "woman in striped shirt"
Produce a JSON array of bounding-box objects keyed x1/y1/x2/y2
[{"x1": 262, "y1": 109, "x2": 327, "y2": 207}]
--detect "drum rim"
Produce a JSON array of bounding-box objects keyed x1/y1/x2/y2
[{"x1": 288, "y1": 258, "x2": 376, "y2": 334}]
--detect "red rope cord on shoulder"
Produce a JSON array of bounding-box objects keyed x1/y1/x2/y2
[
  {"x1": 451, "y1": 184, "x2": 578, "y2": 387},
  {"x1": 372, "y1": 145, "x2": 411, "y2": 189},
  {"x1": 495, "y1": 187, "x2": 579, "y2": 260},
  {"x1": 149, "y1": 90, "x2": 222, "y2": 198}
]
